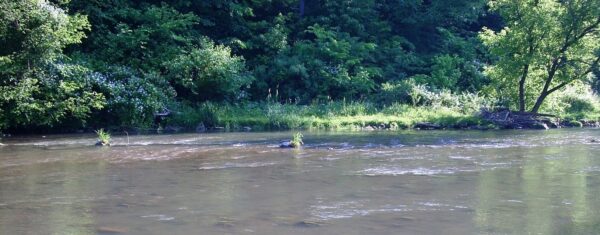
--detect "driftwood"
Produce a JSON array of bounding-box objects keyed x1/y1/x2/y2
[
  {"x1": 154, "y1": 109, "x2": 171, "y2": 117},
  {"x1": 481, "y1": 109, "x2": 560, "y2": 129},
  {"x1": 153, "y1": 108, "x2": 172, "y2": 127}
]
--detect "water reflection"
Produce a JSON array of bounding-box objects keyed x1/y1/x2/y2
[{"x1": 1, "y1": 129, "x2": 600, "y2": 234}]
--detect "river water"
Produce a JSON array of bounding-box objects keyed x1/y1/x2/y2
[{"x1": 1, "y1": 130, "x2": 600, "y2": 234}]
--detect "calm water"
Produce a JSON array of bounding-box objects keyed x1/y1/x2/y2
[{"x1": 1, "y1": 130, "x2": 600, "y2": 235}]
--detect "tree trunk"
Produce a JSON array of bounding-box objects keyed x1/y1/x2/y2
[
  {"x1": 518, "y1": 64, "x2": 529, "y2": 112},
  {"x1": 530, "y1": 57, "x2": 561, "y2": 113},
  {"x1": 530, "y1": 91, "x2": 547, "y2": 113}
]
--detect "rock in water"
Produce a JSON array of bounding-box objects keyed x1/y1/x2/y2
[
  {"x1": 95, "y1": 141, "x2": 110, "y2": 146},
  {"x1": 97, "y1": 226, "x2": 127, "y2": 234},
  {"x1": 279, "y1": 141, "x2": 293, "y2": 148}
]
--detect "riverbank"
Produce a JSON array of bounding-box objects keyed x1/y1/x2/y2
[
  {"x1": 2, "y1": 101, "x2": 598, "y2": 136},
  {"x1": 162, "y1": 102, "x2": 494, "y2": 132},
  {"x1": 161, "y1": 102, "x2": 600, "y2": 133}
]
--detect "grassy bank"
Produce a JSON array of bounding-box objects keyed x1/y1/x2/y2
[{"x1": 164, "y1": 102, "x2": 494, "y2": 131}]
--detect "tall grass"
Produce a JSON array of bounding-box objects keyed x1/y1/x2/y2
[{"x1": 164, "y1": 100, "x2": 492, "y2": 131}]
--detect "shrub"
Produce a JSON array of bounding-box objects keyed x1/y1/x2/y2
[
  {"x1": 166, "y1": 39, "x2": 253, "y2": 101},
  {"x1": 543, "y1": 84, "x2": 600, "y2": 120},
  {"x1": 90, "y1": 67, "x2": 175, "y2": 127},
  {"x1": 95, "y1": 129, "x2": 111, "y2": 145},
  {"x1": 376, "y1": 80, "x2": 414, "y2": 104}
]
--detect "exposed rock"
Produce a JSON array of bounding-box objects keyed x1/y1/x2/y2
[
  {"x1": 414, "y1": 122, "x2": 441, "y2": 130},
  {"x1": 590, "y1": 139, "x2": 598, "y2": 143},
  {"x1": 279, "y1": 140, "x2": 302, "y2": 148},
  {"x1": 530, "y1": 122, "x2": 549, "y2": 130},
  {"x1": 564, "y1": 120, "x2": 584, "y2": 127},
  {"x1": 95, "y1": 141, "x2": 110, "y2": 146},
  {"x1": 279, "y1": 140, "x2": 293, "y2": 148},
  {"x1": 363, "y1": 126, "x2": 376, "y2": 131},
  {"x1": 581, "y1": 120, "x2": 600, "y2": 128}
]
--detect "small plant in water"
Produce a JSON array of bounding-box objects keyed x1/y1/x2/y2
[
  {"x1": 290, "y1": 132, "x2": 304, "y2": 148},
  {"x1": 95, "y1": 129, "x2": 111, "y2": 146}
]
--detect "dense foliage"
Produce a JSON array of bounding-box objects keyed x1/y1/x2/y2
[
  {"x1": 480, "y1": 0, "x2": 600, "y2": 112},
  {"x1": 0, "y1": 0, "x2": 598, "y2": 132}
]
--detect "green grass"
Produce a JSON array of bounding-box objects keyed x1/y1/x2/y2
[
  {"x1": 95, "y1": 128, "x2": 111, "y2": 145},
  {"x1": 165, "y1": 101, "x2": 494, "y2": 131},
  {"x1": 291, "y1": 132, "x2": 304, "y2": 147}
]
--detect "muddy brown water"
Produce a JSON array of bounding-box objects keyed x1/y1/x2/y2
[{"x1": 1, "y1": 130, "x2": 600, "y2": 234}]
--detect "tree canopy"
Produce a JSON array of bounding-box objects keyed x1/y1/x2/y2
[
  {"x1": 0, "y1": 0, "x2": 599, "y2": 131},
  {"x1": 480, "y1": 0, "x2": 600, "y2": 113}
]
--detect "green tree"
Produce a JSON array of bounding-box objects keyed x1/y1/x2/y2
[
  {"x1": 256, "y1": 24, "x2": 379, "y2": 101},
  {"x1": 70, "y1": 2, "x2": 199, "y2": 72},
  {"x1": 480, "y1": 0, "x2": 600, "y2": 113},
  {"x1": 0, "y1": 0, "x2": 104, "y2": 129},
  {"x1": 166, "y1": 39, "x2": 253, "y2": 101}
]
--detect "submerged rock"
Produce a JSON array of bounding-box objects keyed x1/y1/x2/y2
[
  {"x1": 279, "y1": 140, "x2": 303, "y2": 148},
  {"x1": 214, "y1": 217, "x2": 236, "y2": 228},
  {"x1": 97, "y1": 226, "x2": 127, "y2": 234},
  {"x1": 294, "y1": 220, "x2": 325, "y2": 228}
]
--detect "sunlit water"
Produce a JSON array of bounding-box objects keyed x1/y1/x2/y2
[{"x1": 1, "y1": 129, "x2": 600, "y2": 234}]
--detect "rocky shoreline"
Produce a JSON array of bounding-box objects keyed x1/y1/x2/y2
[{"x1": 480, "y1": 109, "x2": 599, "y2": 130}]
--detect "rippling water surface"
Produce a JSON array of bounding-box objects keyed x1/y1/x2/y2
[{"x1": 2, "y1": 129, "x2": 600, "y2": 234}]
